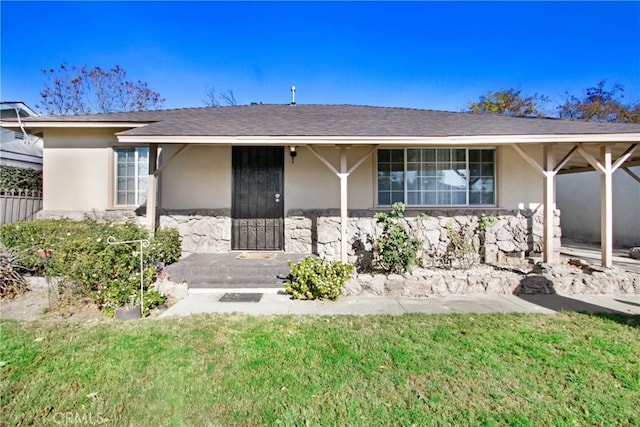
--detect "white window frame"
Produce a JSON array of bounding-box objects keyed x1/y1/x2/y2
[
  {"x1": 376, "y1": 147, "x2": 496, "y2": 208},
  {"x1": 113, "y1": 147, "x2": 149, "y2": 207}
]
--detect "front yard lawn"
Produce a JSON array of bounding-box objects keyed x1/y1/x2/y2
[{"x1": 1, "y1": 313, "x2": 638, "y2": 425}]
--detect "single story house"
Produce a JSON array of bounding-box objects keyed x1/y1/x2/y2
[{"x1": 1, "y1": 104, "x2": 638, "y2": 267}]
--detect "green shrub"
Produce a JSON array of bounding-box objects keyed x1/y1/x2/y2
[
  {"x1": 0, "y1": 220, "x2": 182, "y2": 316},
  {"x1": 0, "y1": 166, "x2": 42, "y2": 191},
  {"x1": 373, "y1": 202, "x2": 420, "y2": 273},
  {"x1": 285, "y1": 256, "x2": 354, "y2": 300}
]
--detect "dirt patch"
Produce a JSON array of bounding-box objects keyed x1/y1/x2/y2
[{"x1": 0, "y1": 288, "x2": 106, "y2": 322}]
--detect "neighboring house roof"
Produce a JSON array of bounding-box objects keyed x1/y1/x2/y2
[
  {"x1": 0, "y1": 102, "x2": 43, "y2": 168},
  {"x1": 8, "y1": 104, "x2": 640, "y2": 137},
  {"x1": 0, "y1": 101, "x2": 40, "y2": 119}
]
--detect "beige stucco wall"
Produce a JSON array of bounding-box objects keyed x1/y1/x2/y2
[
  {"x1": 159, "y1": 145, "x2": 231, "y2": 209},
  {"x1": 40, "y1": 132, "x2": 546, "y2": 215},
  {"x1": 42, "y1": 128, "x2": 116, "y2": 211},
  {"x1": 284, "y1": 145, "x2": 374, "y2": 211},
  {"x1": 557, "y1": 166, "x2": 640, "y2": 247},
  {"x1": 498, "y1": 145, "x2": 544, "y2": 209}
]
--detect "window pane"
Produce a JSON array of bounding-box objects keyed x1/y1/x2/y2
[
  {"x1": 437, "y1": 192, "x2": 451, "y2": 205},
  {"x1": 391, "y1": 172, "x2": 404, "y2": 190},
  {"x1": 469, "y1": 191, "x2": 481, "y2": 205},
  {"x1": 406, "y1": 172, "x2": 421, "y2": 190},
  {"x1": 437, "y1": 149, "x2": 450, "y2": 162},
  {"x1": 378, "y1": 149, "x2": 390, "y2": 163},
  {"x1": 391, "y1": 191, "x2": 404, "y2": 204},
  {"x1": 483, "y1": 192, "x2": 495, "y2": 205},
  {"x1": 423, "y1": 192, "x2": 436, "y2": 205},
  {"x1": 453, "y1": 149, "x2": 466, "y2": 162},
  {"x1": 391, "y1": 149, "x2": 404, "y2": 163},
  {"x1": 406, "y1": 149, "x2": 421, "y2": 162},
  {"x1": 406, "y1": 162, "x2": 420, "y2": 174},
  {"x1": 423, "y1": 149, "x2": 436, "y2": 162},
  {"x1": 138, "y1": 176, "x2": 147, "y2": 193},
  {"x1": 452, "y1": 191, "x2": 466, "y2": 205},
  {"x1": 481, "y1": 150, "x2": 494, "y2": 162},
  {"x1": 378, "y1": 163, "x2": 391, "y2": 175},
  {"x1": 378, "y1": 177, "x2": 390, "y2": 191},
  {"x1": 469, "y1": 150, "x2": 481, "y2": 162},
  {"x1": 407, "y1": 192, "x2": 420, "y2": 206},
  {"x1": 376, "y1": 148, "x2": 494, "y2": 207},
  {"x1": 423, "y1": 164, "x2": 437, "y2": 176},
  {"x1": 391, "y1": 162, "x2": 404, "y2": 172},
  {"x1": 115, "y1": 147, "x2": 148, "y2": 206},
  {"x1": 422, "y1": 177, "x2": 437, "y2": 191}
]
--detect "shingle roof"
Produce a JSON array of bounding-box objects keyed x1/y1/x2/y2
[{"x1": 12, "y1": 104, "x2": 640, "y2": 137}]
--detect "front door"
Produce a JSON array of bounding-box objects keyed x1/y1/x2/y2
[{"x1": 232, "y1": 146, "x2": 284, "y2": 250}]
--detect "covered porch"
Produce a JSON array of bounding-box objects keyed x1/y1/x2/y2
[{"x1": 140, "y1": 138, "x2": 638, "y2": 268}]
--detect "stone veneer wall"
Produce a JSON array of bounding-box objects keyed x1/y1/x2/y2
[
  {"x1": 285, "y1": 209, "x2": 561, "y2": 265},
  {"x1": 158, "y1": 209, "x2": 231, "y2": 255},
  {"x1": 37, "y1": 209, "x2": 232, "y2": 257},
  {"x1": 37, "y1": 208, "x2": 561, "y2": 263}
]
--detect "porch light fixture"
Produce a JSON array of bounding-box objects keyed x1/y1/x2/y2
[{"x1": 289, "y1": 145, "x2": 297, "y2": 163}]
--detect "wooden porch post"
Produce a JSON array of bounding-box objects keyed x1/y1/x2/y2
[
  {"x1": 511, "y1": 143, "x2": 573, "y2": 264},
  {"x1": 600, "y1": 145, "x2": 613, "y2": 267},
  {"x1": 306, "y1": 145, "x2": 378, "y2": 263},
  {"x1": 339, "y1": 146, "x2": 348, "y2": 263},
  {"x1": 543, "y1": 145, "x2": 556, "y2": 263},
  {"x1": 576, "y1": 143, "x2": 637, "y2": 267},
  {"x1": 146, "y1": 144, "x2": 158, "y2": 237}
]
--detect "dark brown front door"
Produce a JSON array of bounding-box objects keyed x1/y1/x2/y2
[{"x1": 232, "y1": 146, "x2": 284, "y2": 250}]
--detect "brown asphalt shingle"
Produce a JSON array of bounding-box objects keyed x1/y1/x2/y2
[{"x1": 11, "y1": 104, "x2": 640, "y2": 137}]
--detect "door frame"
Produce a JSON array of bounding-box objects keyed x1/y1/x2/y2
[{"x1": 231, "y1": 145, "x2": 285, "y2": 250}]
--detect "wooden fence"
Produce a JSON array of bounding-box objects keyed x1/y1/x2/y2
[{"x1": 0, "y1": 189, "x2": 43, "y2": 225}]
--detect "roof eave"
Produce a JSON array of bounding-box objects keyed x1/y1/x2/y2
[
  {"x1": 0, "y1": 121, "x2": 151, "y2": 130},
  {"x1": 116, "y1": 133, "x2": 640, "y2": 145}
]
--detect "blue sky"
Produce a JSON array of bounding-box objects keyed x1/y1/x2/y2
[{"x1": 1, "y1": 1, "x2": 639, "y2": 114}]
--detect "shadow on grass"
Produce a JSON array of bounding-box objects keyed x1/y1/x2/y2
[{"x1": 514, "y1": 275, "x2": 639, "y2": 328}]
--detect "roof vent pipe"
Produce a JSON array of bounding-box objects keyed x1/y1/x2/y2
[{"x1": 291, "y1": 85, "x2": 296, "y2": 105}]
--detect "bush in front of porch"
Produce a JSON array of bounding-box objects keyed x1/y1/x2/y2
[{"x1": 0, "y1": 219, "x2": 181, "y2": 316}]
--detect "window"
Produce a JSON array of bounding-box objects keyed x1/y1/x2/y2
[
  {"x1": 114, "y1": 147, "x2": 148, "y2": 206},
  {"x1": 377, "y1": 148, "x2": 495, "y2": 206}
]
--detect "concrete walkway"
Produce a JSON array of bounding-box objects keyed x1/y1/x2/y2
[
  {"x1": 159, "y1": 244, "x2": 639, "y2": 318},
  {"x1": 161, "y1": 290, "x2": 639, "y2": 317}
]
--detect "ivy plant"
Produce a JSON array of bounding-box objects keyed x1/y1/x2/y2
[{"x1": 373, "y1": 202, "x2": 421, "y2": 274}]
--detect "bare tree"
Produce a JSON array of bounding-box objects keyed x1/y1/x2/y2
[
  {"x1": 38, "y1": 64, "x2": 165, "y2": 115},
  {"x1": 203, "y1": 86, "x2": 238, "y2": 107}
]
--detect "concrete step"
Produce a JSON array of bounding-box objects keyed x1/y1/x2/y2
[{"x1": 165, "y1": 252, "x2": 306, "y2": 288}]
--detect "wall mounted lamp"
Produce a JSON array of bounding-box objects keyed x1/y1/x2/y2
[{"x1": 289, "y1": 146, "x2": 297, "y2": 163}]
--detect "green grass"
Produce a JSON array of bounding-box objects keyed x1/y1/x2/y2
[{"x1": 1, "y1": 313, "x2": 639, "y2": 426}]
